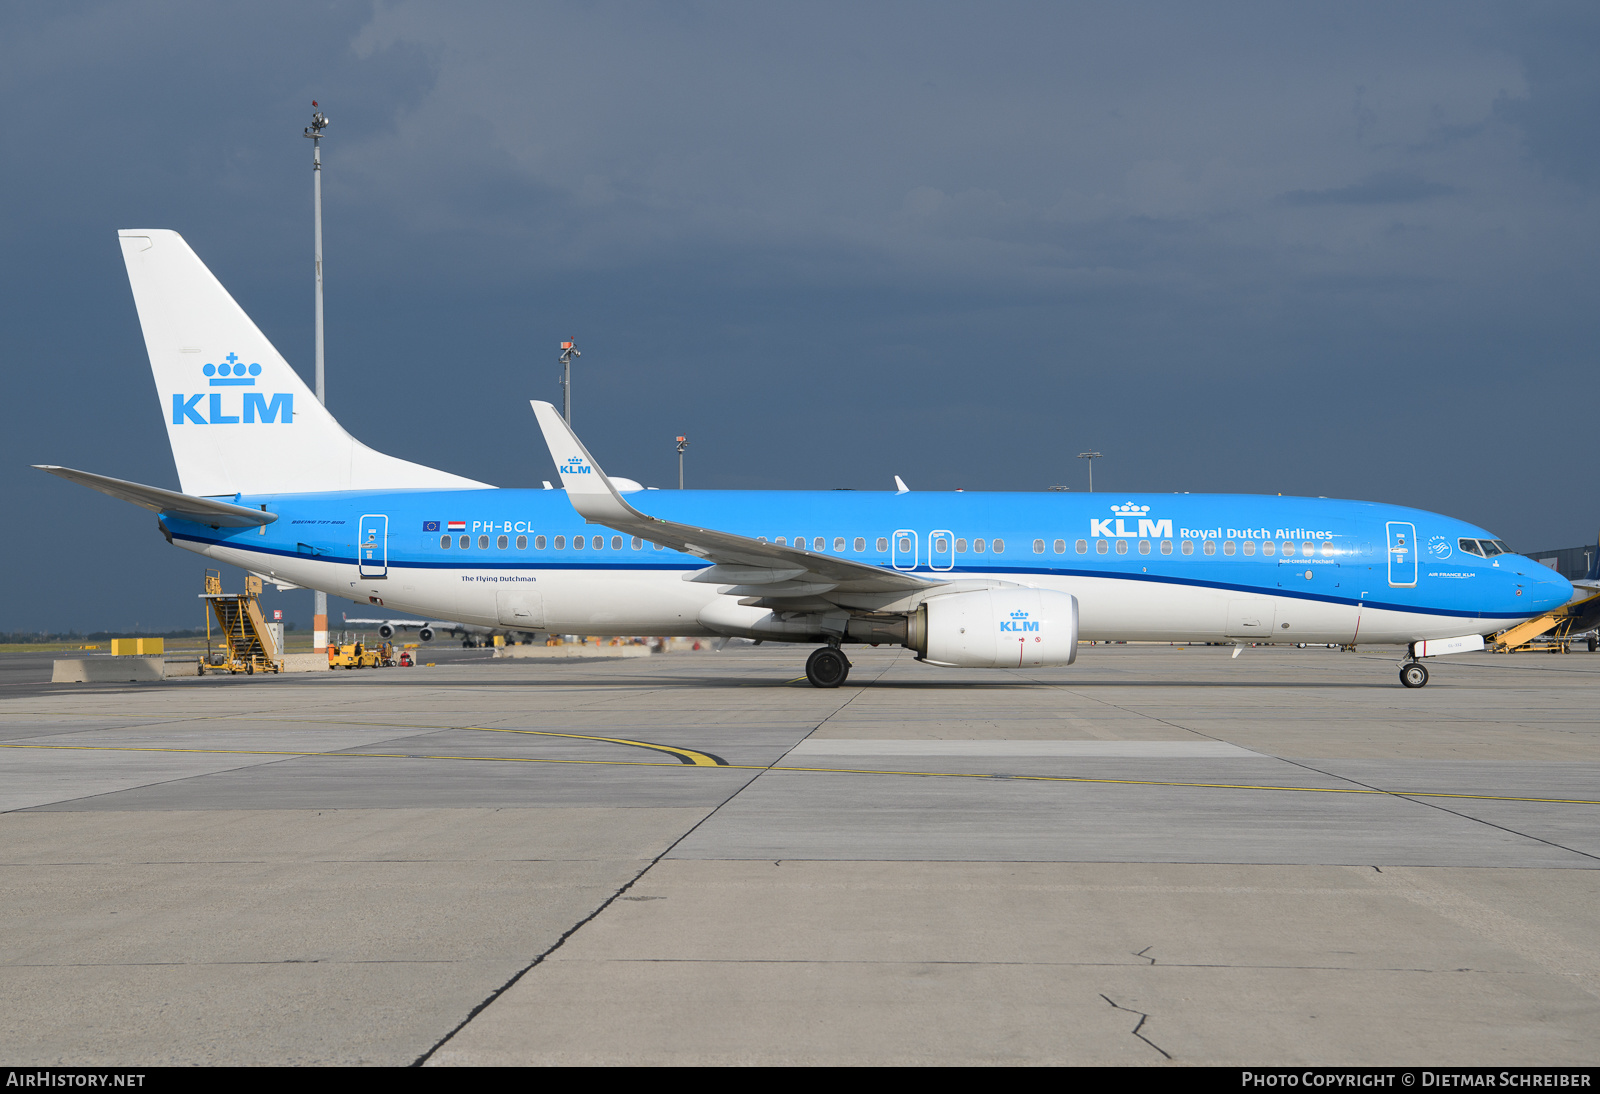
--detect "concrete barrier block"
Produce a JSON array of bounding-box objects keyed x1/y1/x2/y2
[
  {"x1": 53, "y1": 658, "x2": 166, "y2": 683},
  {"x1": 494, "y1": 644, "x2": 653, "y2": 660},
  {"x1": 281, "y1": 654, "x2": 330, "y2": 673}
]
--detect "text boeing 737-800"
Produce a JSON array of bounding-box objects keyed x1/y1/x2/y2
[{"x1": 36, "y1": 230, "x2": 1574, "y2": 688}]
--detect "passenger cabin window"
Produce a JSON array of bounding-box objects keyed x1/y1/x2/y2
[
  {"x1": 516, "y1": 535, "x2": 527, "y2": 549},
  {"x1": 440, "y1": 535, "x2": 451, "y2": 549},
  {"x1": 1241, "y1": 541, "x2": 1253, "y2": 556},
  {"x1": 933, "y1": 536, "x2": 948, "y2": 552},
  {"x1": 854, "y1": 537, "x2": 865, "y2": 552},
  {"x1": 1319, "y1": 542, "x2": 1333, "y2": 557},
  {"x1": 993, "y1": 539, "x2": 1005, "y2": 553},
  {"x1": 876, "y1": 537, "x2": 888, "y2": 552},
  {"x1": 632, "y1": 537, "x2": 642, "y2": 550},
  {"x1": 478, "y1": 535, "x2": 489, "y2": 549},
  {"x1": 1281, "y1": 542, "x2": 1295, "y2": 556},
  {"x1": 459, "y1": 535, "x2": 470, "y2": 549},
  {"x1": 1226, "y1": 541, "x2": 1238, "y2": 556},
  {"x1": 898, "y1": 537, "x2": 912, "y2": 553},
  {"x1": 1138, "y1": 540, "x2": 1151, "y2": 555},
  {"x1": 497, "y1": 535, "x2": 508, "y2": 549},
  {"x1": 1115, "y1": 540, "x2": 1129, "y2": 555},
  {"x1": 814, "y1": 537, "x2": 825, "y2": 551},
  {"x1": 775, "y1": 537, "x2": 787, "y2": 546},
  {"x1": 1302, "y1": 542, "x2": 1315, "y2": 556},
  {"x1": 535, "y1": 535, "x2": 546, "y2": 549},
  {"x1": 955, "y1": 539, "x2": 967, "y2": 553},
  {"x1": 1075, "y1": 539, "x2": 1087, "y2": 554},
  {"x1": 1096, "y1": 540, "x2": 1109, "y2": 555},
  {"x1": 612, "y1": 536, "x2": 623, "y2": 550},
  {"x1": 1203, "y1": 541, "x2": 1216, "y2": 556},
  {"x1": 1054, "y1": 539, "x2": 1066, "y2": 554},
  {"x1": 835, "y1": 537, "x2": 846, "y2": 552},
  {"x1": 973, "y1": 539, "x2": 986, "y2": 553},
  {"x1": 1262, "y1": 541, "x2": 1276, "y2": 557},
  {"x1": 1181, "y1": 540, "x2": 1193, "y2": 555},
  {"x1": 1160, "y1": 540, "x2": 1173, "y2": 555},
  {"x1": 554, "y1": 535, "x2": 566, "y2": 549},
  {"x1": 1033, "y1": 539, "x2": 1045, "y2": 554}
]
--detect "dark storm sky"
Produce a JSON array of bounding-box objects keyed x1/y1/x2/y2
[{"x1": 3, "y1": 2, "x2": 1597, "y2": 631}]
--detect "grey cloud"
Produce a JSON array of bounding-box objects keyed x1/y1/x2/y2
[{"x1": 1280, "y1": 172, "x2": 1456, "y2": 206}]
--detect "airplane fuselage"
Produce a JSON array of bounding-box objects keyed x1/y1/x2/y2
[{"x1": 164, "y1": 488, "x2": 1569, "y2": 647}]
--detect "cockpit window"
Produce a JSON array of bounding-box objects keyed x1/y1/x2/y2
[
  {"x1": 1491, "y1": 539, "x2": 1511, "y2": 554},
  {"x1": 1479, "y1": 539, "x2": 1504, "y2": 557},
  {"x1": 1459, "y1": 538, "x2": 1484, "y2": 557}
]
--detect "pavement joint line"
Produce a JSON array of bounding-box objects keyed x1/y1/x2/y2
[
  {"x1": 1020, "y1": 676, "x2": 1600, "y2": 861},
  {"x1": 1, "y1": 742, "x2": 1596, "y2": 805}
]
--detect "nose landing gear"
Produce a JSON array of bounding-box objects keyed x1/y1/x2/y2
[
  {"x1": 1399, "y1": 660, "x2": 1430, "y2": 688},
  {"x1": 805, "y1": 646, "x2": 851, "y2": 688}
]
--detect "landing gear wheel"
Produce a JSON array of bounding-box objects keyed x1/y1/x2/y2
[
  {"x1": 1589, "y1": 635, "x2": 1597, "y2": 653},
  {"x1": 805, "y1": 646, "x2": 851, "y2": 689},
  {"x1": 1399, "y1": 661, "x2": 1429, "y2": 689}
]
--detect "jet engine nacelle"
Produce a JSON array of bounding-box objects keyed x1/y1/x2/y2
[
  {"x1": 418, "y1": 627, "x2": 434, "y2": 642},
  {"x1": 377, "y1": 624, "x2": 394, "y2": 639},
  {"x1": 908, "y1": 588, "x2": 1078, "y2": 668}
]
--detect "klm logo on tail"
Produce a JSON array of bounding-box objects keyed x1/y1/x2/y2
[{"x1": 172, "y1": 354, "x2": 292, "y2": 425}]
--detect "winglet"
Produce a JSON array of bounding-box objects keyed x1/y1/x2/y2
[
  {"x1": 529, "y1": 401, "x2": 644, "y2": 525},
  {"x1": 894, "y1": 475, "x2": 910, "y2": 494}
]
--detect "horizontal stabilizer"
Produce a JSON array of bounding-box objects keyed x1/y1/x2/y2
[{"x1": 34, "y1": 465, "x2": 276, "y2": 527}]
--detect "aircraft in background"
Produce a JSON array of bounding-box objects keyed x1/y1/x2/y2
[
  {"x1": 339, "y1": 613, "x2": 537, "y2": 647},
  {"x1": 37, "y1": 230, "x2": 1576, "y2": 688}
]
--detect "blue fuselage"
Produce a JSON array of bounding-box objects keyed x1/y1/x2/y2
[{"x1": 165, "y1": 488, "x2": 1571, "y2": 644}]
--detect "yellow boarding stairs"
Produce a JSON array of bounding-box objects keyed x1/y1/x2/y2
[
  {"x1": 201, "y1": 571, "x2": 282, "y2": 674},
  {"x1": 1491, "y1": 587, "x2": 1600, "y2": 653}
]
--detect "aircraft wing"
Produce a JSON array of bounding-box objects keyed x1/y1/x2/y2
[
  {"x1": 35, "y1": 465, "x2": 276, "y2": 528},
  {"x1": 530, "y1": 401, "x2": 933, "y2": 599}
]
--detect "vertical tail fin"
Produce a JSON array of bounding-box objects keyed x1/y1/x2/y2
[{"x1": 119, "y1": 229, "x2": 488, "y2": 497}]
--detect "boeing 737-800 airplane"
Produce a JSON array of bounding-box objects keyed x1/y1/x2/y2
[{"x1": 37, "y1": 231, "x2": 1575, "y2": 688}]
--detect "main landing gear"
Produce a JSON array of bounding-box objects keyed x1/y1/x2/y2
[
  {"x1": 1399, "y1": 660, "x2": 1430, "y2": 689},
  {"x1": 805, "y1": 645, "x2": 851, "y2": 689}
]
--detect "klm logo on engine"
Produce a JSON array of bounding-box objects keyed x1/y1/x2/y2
[
  {"x1": 1000, "y1": 610, "x2": 1039, "y2": 633},
  {"x1": 171, "y1": 353, "x2": 292, "y2": 425},
  {"x1": 1090, "y1": 502, "x2": 1171, "y2": 539}
]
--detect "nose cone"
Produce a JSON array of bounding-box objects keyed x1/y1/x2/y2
[{"x1": 1514, "y1": 556, "x2": 1573, "y2": 614}]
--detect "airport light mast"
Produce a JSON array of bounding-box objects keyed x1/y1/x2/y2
[
  {"x1": 305, "y1": 103, "x2": 329, "y2": 651},
  {"x1": 676, "y1": 435, "x2": 689, "y2": 489},
  {"x1": 558, "y1": 341, "x2": 580, "y2": 424},
  {"x1": 1077, "y1": 451, "x2": 1102, "y2": 493}
]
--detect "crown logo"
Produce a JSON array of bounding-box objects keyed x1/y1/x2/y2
[
  {"x1": 1110, "y1": 503, "x2": 1149, "y2": 516},
  {"x1": 1010, "y1": 610, "x2": 1029, "y2": 619},
  {"x1": 204, "y1": 352, "x2": 260, "y2": 387}
]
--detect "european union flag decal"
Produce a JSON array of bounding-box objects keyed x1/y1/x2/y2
[{"x1": 422, "y1": 521, "x2": 440, "y2": 532}]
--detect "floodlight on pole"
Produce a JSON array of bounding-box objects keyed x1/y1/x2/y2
[
  {"x1": 304, "y1": 102, "x2": 330, "y2": 650},
  {"x1": 676, "y1": 436, "x2": 689, "y2": 490},
  {"x1": 1077, "y1": 451, "x2": 1102, "y2": 493},
  {"x1": 558, "y1": 340, "x2": 580, "y2": 425}
]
